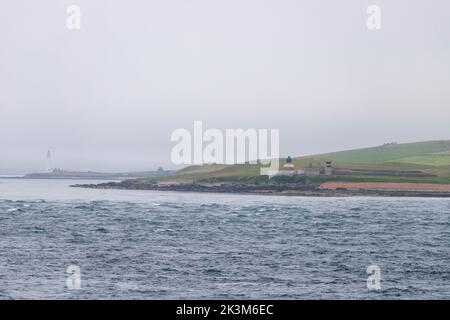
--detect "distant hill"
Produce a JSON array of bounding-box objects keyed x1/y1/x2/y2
[
  {"x1": 155, "y1": 140, "x2": 450, "y2": 184},
  {"x1": 317, "y1": 140, "x2": 450, "y2": 166}
]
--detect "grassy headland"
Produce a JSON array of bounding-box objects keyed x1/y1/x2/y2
[
  {"x1": 152, "y1": 140, "x2": 450, "y2": 185},
  {"x1": 74, "y1": 140, "x2": 450, "y2": 196}
]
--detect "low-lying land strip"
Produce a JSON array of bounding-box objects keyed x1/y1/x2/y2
[
  {"x1": 320, "y1": 182, "x2": 450, "y2": 192},
  {"x1": 74, "y1": 140, "x2": 450, "y2": 197}
]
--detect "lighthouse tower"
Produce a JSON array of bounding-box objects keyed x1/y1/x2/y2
[{"x1": 46, "y1": 150, "x2": 52, "y2": 172}]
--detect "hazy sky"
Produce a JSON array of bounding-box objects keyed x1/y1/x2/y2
[{"x1": 1, "y1": 0, "x2": 449, "y2": 173}]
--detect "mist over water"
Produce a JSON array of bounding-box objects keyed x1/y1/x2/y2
[
  {"x1": 2, "y1": 0, "x2": 450, "y2": 303},
  {"x1": 0, "y1": 179, "x2": 449, "y2": 299},
  {"x1": 1, "y1": 0, "x2": 450, "y2": 173}
]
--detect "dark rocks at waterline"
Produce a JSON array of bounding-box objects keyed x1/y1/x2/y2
[
  {"x1": 71, "y1": 181, "x2": 450, "y2": 197},
  {"x1": 72, "y1": 181, "x2": 316, "y2": 193}
]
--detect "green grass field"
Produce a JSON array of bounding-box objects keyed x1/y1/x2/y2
[
  {"x1": 317, "y1": 140, "x2": 450, "y2": 164},
  {"x1": 390, "y1": 155, "x2": 450, "y2": 167},
  {"x1": 155, "y1": 140, "x2": 450, "y2": 184}
]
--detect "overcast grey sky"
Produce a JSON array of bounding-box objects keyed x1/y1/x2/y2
[{"x1": 1, "y1": 0, "x2": 449, "y2": 173}]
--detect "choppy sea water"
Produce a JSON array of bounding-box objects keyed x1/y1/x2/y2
[{"x1": 0, "y1": 178, "x2": 449, "y2": 299}]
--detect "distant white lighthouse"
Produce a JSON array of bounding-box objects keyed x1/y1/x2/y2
[{"x1": 46, "y1": 150, "x2": 52, "y2": 172}]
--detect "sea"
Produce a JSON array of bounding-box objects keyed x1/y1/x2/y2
[{"x1": 0, "y1": 178, "x2": 449, "y2": 299}]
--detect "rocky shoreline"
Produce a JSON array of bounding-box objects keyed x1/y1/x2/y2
[{"x1": 72, "y1": 181, "x2": 450, "y2": 198}]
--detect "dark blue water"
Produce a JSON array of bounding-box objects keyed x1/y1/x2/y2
[{"x1": 0, "y1": 179, "x2": 449, "y2": 299}]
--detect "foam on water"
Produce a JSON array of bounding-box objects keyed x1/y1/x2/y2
[{"x1": 0, "y1": 178, "x2": 449, "y2": 299}]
